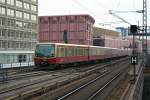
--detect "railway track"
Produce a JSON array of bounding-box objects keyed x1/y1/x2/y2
[
  {"x1": 29, "y1": 58, "x2": 129, "y2": 100},
  {"x1": 0, "y1": 57, "x2": 129, "y2": 100},
  {"x1": 0, "y1": 66, "x2": 37, "y2": 82},
  {"x1": 56, "y1": 59, "x2": 129, "y2": 100},
  {"x1": 0, "y1": 58, "x2": 119, "y2": 83}
]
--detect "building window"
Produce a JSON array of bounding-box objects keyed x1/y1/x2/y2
[
  {"x1": 18, "y1": 55, "x2": 26, "y2": 62},
  {"x1": 16, "y1": 42, "x2": 20, "y2": 48},
  {"x1": 0, "y1": 40, "x2": 2, "y2": 48},
  {"x1": 7, "y1": 19, "x2": 15, "y2": 26},
  {"x1": 31, "y1": 42, "x2": 36, "y2": 50},
  {"x1": 19, "y1": 32, "x2": 23, "y2": 38},
  {"x1": 7, "y1": 0, "x2": 14, "y2": 5},
  {"x1": 16, "y1": 0, "x2": 22, "y2": 8},
  {"x1": 0, "y1": 0, "x2": 5, "y2": 3},
  {"x1": 16, "y1": 11, "x2": 22, "y2": 18},
  {"x1": 31, "y1": 23, "x2": 37, "y2": 29},
  {"x1": 24, "y1": 32, "x2": 30, "y2": 38},
  {"x1": 31, "y1": 32, "x2": 37, "y2": 39},
  {"x1": 31, "y1": 5, "x2": 36, "y2": 11},
  {"x1": 24, "y1": 2, "x2": 30, "y2": 10},
  {"x1": 16, "y1": 31, "x2": 23, "y2": 38},
  {"x1": 8, "y1": 41, "x2": 13, "y2": 48},
  {"x1": 7, "y1": 9, "x2": 14, "y2": 16},
  {"x1": 31, "y1": 14, "x2": 36, "y2": 21},
  {"x1": 1, "y1": 40, "x2": 6, "y2": 48},
  {"x1": 24, "y1": 22, "x2": 30, "y2": 28},
  {"x1": 0, "y1": 7, "x2": 5, "y2": 15},
  {"x1": 0, "y1": 17, "x2": 5, "y2": 26},
  {"x1": 16, "y1": 21, "x2": 22, "y2": 27},
  {"x1": 16, "y1": 31, "x2": 19, "y2": 38},
  {"x1": 24, "y1": 13, "x2": 30, "y2": 19},
  {"x1": 0, "y1": 29, "x2": 6, "y2": 37},
  {"x1": 31, "y1": 0, "x2": 36, "y2": 2},
  {"x1": 8, "y1": 30, "x2": 15, "y2": 38}
]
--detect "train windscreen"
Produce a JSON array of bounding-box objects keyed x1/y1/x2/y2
[{"x1": 35, "y1": 44, "x2": 55, "y2": 57}]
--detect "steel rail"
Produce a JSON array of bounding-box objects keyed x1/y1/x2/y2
[
  {"x1": 58, "y1": 71, "x2": 110, "y2": 100},
  {"x1": 87, "y1": 71, "x2": 122, "y2": 100},
  {"x1": 57, "y1": 59, "x2": 129, "y2": 100}
]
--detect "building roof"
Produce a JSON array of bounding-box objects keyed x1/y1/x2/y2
[
  {"x1": 93, "y1": 27, "x2": 120, "y2": 38},
  {"x1": 39, "y1": 14, "x2": 95, "y2": 24}
]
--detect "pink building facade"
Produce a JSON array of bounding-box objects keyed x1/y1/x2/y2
[{"x1": 38, "y1": 14, "x2": 95, "y2": 45}]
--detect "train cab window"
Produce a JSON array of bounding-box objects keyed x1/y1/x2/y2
[{"x1": 35, "y1": 44, "x2": 55, "y2": 57}]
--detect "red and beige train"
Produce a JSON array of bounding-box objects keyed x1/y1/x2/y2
[{"x1": 34, "y1": 43, "x2": 129, "y2": 69}]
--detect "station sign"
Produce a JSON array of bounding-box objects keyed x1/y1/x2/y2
[{"x1": 131, "y1": 56, "x2": 137, "y2": 64}]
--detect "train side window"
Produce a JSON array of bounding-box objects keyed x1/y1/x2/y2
[
  {"x1": 63, "y1": 47, "x2": 66, "y2": 57},
  {"x1": 93, "y1": 48, "x2": 95, "y2": 55},
  {"x1": 60, "y1": 48, "x2": 64, "y2": 57},
  {"x1": 91, "y1": 48, "x2": 93, "y2": 55},
  {"x1": 71, "y1": 48, "x2": 74, "y2": 56},
  {"x1": 56, "y1": 47, "x2": 59, "y2": 57},
  {"x1": 70, "y1": 48, "x2": 73, "y2": 56},
  {"x1": 79, "y1": 48, "x2": 81, "y2": 56},
  {"x1": 76, "y1": 48, "x2": 78, "y2": 56},
  {"x1": 85, "y1": 48, "x2": 87, "y2": 56},
  {"x1": 83, "y1": 48, "x2": 85, "y2": 56},
  {"x1": 81, "y1": 48, "x2": 82, "y2": 56},
  {"x1": 67, "y1": 48, "x2": 70, "y2": 57},
  {"x1": 78, "y1": 48, "x2": 80, "y2": 56},
  {"x1": 86, "y1": 48, "x2": 88, "y2": 56},
  {"x1": 75, "y1": 48, "x2": 77, "y2": 56},
  {"x1": 71, "y1": 47, "x2": 73, "y2": 56},
  {"x1": 58, "y1": 47, "x2": 61, "y2": 57},
  {"x1": 82, "y1": 48, "x2": 84, "y2": 56},
  {"x1": 65, "y1": 48, "x2": 67, "y2": 57}
]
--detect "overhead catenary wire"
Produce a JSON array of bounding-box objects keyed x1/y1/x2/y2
[
  {"x1": 72, "y1": 0, "x2": 143, "y2": 27},
  {"x1": 115, "y1": 0, "x2": 121, "y2": 10},
  {"x1": 72, "y1": 0, "x2": 103, "y2": 20},
  {"x1": 72, "y1": 0, "x2": 119, "y2": 28}
]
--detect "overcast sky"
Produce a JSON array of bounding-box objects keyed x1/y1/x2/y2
[{"x1": 38, "y1": 0, "x2": 149, "y2": 30}]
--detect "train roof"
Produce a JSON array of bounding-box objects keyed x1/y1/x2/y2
[
  {"x1": 37, "y1": 42, "x2": 88, "y2": 47},
  {"x1": 36, "y1": 42, "x2": 125, "y2": 50}
]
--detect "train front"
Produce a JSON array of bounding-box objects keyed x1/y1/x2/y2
[{"x1": 34, "y1": 44, "x2": 56, "y2": 69}]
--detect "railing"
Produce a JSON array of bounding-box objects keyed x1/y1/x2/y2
[
  {"x1": 0, "y1": 62, "x2": 34, "y2": 69},
  {"x1": 128, "y1": 63, "x2": 144, "y2": 100}
]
